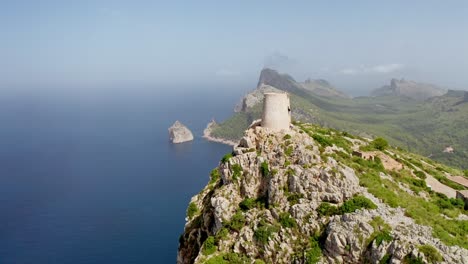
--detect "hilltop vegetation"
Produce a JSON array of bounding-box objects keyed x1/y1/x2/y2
[
  {"x1": 209, "y1": 69, "x2": 468, "y2": 169},
  {"x1": 179, "y1": 122, "x2": 467, "y2": 264}
]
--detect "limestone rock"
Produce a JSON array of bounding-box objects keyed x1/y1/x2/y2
[{"x1": 168, "y1": 121, "x2": 194, "y2": 143}]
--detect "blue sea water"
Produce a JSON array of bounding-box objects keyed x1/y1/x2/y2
[{"x1": 0, "y1": 85, "x2": 244, "y2": 263}]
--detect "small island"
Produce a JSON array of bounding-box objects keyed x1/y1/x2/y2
[{"x1": 168, "y1": 121, "x2": 194, "y2": 143}]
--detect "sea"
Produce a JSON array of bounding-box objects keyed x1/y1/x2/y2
[{"x1": 0, "y1": 84, "x2": 248, "y2": 263}]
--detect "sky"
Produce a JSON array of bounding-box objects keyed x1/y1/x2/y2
[{"x1": 1, "y1": 1, "x2": 468, "y2": 95}]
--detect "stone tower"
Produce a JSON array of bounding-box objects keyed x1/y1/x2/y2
[{"x1": 261, "y1": 92, "x2": 291, "y2": 131}]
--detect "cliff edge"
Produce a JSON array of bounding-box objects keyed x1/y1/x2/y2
[{"x1": 178, "y1": 123, "x2": 467, "y2": 263}]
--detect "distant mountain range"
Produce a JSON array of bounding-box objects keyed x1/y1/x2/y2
[
  {"x1": 208, "y1": 68, "x2": 468, "y2": 169},
  {"x1": 371, "y1": 78, "x2": 446, "y2": 101}
]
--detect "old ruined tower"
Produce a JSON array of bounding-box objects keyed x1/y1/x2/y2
[{"x1": 261, "y1": 92, "x2": 291, "y2": 131}]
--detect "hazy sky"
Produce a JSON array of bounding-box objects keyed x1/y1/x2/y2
[{"x1": 1, "y1": 1, "x2": 468, "y2": 94}]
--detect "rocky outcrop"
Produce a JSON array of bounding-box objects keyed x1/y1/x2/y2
[
  {"x1": 177, "y1": 124, "x2": 467, "y2": 263},
  {"x1": 234, "y1": 84, "x2": 282, "y2": 112},
  {"x1": 168, "y1": 121, "x2": 194, "y2": 143},
  {"x1": 371, "y1": 79, "x2": 446, "y2": 101},
  {"x1": 256, "y1": 68, "x2": 349, "y2": 99}
]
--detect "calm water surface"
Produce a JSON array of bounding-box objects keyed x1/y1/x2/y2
[{"x1": 0, "y1": 85, "x2": 242, "y2": 263}]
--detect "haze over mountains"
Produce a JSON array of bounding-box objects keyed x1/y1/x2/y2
[{"x1": 208, "y1": 68, "x2": 468, "y2": 169}]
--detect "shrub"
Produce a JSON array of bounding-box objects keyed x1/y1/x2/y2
[
  {"x1": 221, "y1": 153, "x2": 233, "y2": 163},
  {"x1": 372, "y1": 137, "x2": 388, "y2": 151},
  {"x1": 418, "y1": 245, "x2": 443, "y2": 263},
  {"x1": 340, "y1": 195, "x2": 377, "y2": 214},
  {"x1": 317, "y1": 202, "x2": 339, "y2": 216},
  {"x1": 413, "y1": 170, "x2": 426, "y2": 179},
  {"x1": 287, "y1": 193, "x2": 304, "y2": 205},
  {"x1": 305, "y1": 236, "x2": 322, "y2": 264},
  {"x1": 379, "y1": 254, "x2": 391, "y2": 264},
  {"x1": 312, "y1": 134, "x2": 332, "y2": 147},
  {"x1": 239, "y1": 198, "x2": 256, "y2": 211},
  {"x1": 227, "y1": 211, "x2": 246, "y2": 231},
  {"x1": 202, "y1": 236, "x2": 216, "y2": 255},
  {"x1": 231, "y1": 164, "x2": 243, "y2": 181},
  {"x1": 215, "y1": 228, "x2": 229, "y2": 243},
  {"x1": 187, "y1": 202, "x2": 198, "y2": 219},
  {"x1": 204, "y1": 253, "x2": 250, "y2": 264},
  {"x1": 283, "y1": 134, "x2": 292, "y2": 140},
  {"x1": 374, "y1": 230, "x2": 393, "y2": 246},
  {"x1": 464, "y1": 170, "x2": 468, "y2": 177},
  {"x1": 260, "y1": 161, "x2": 270, "y2": 177},
  {"x1": 254, "y1": 224, "x2": 279, "y2": 245},
  {"x1": 403, "y1": 254, "x2": 424, "y2": 264},
  {"x1": 279, "y1": 212, "x2": 297, "y2": 228},
  {"x1": 210, "y1": 168, "x2": 220, "y2": 184},
  {"x1": 285, "y1": 146, "x2": 294, "y2": 156}
]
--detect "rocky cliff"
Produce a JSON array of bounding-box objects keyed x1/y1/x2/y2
[
  {"x1": 371, "y1": 79, "x2": 445, "y2": 101},
  {"x1": 169, "y1": 121, "x2": 194, "y2": 143},
  {"x1": 178, "y1": 123, "x2": 467, "y2": 263}
]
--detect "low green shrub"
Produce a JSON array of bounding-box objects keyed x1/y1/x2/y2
[
  {"x1": 254, "y1": 223, "x2": 279, "y2": 245},
  {"x1": 317, "y1": 202, "x2": 338, "y2": 216},
  {"x1": 279, "y1": 212, "x2": 297, "y2": 228},
  {"x1": 221, "y1": 153, "x2": 233, "y2": 163},
  {"x1": 210, "y1": 168, "x2": 220, "y2": 184},
  {"x1": 418, "y1": 245, "x2": 443, "y2": 263},
  {"x1": 260, "y1": 161, "x2": 270, "y2": 177},
  {"x1": 340, "y1": 195, "x2": 377, "y2": 214},
  {"x1": 312, "y1": 134, "x2": 332, "y2": 147},
  {"x1": 283, "y1": 134, "x2": 292, "y2": 140},
  {"x1": 202, "y1": 236, "x2": 216, "y2": 255},
  {"x1": 187, "y1": 202, "x2": 198, "y2": 219},
  {"x1": 226, "y1": 211, "x2": 246, "y2": 231},
  {"x1": 372, "y1": 137, "x2": 388, "y2": 151},
  {"x1": 413, "y1": 170, "x2": 426, "y2": 179},
  {"x1": 305, "y1": 236, "x2": 322, "y2": 264},
  {"x1": 231, "y1": 164, "x2": 243, "y2": 181},
  {"x1": 287, "y1": 193, "x2": 304, "y2": 205}
]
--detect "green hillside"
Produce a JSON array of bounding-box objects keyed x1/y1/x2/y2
[{"x1": 210, "y1": 70, "x2": 468, "y2": 169}]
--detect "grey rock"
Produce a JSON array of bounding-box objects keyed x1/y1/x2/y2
[{"x1": 168, "y1": 121, "x2": 194, "y2": 143}]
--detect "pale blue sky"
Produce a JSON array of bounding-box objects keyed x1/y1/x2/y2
[{"x1": 1, "y1": 1, "x2": 468, "y2": 94}]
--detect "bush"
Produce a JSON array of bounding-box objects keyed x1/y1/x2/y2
[
  {"x1": 379, "y1": 254, "x2": 391, "y2": 264},
  {"x1": 372, "y1": 137, "x2": 388, "y2": 151},
  {"x1": 413, "y1": 170, "x2": 426, "y2": 179},
  {"x1": 254, "y1": 224, "x2": 279, "y2": 245},
  {"x1": 287, "y1": 193, "x2": 304, "y2": 205},
  {"x1": 210, "y1": 168, "x2": 220, "y2": 184},
  {"x1": 187, "y1": 202, "x2": 198, "y2": 219},
  {"x1": 418, "y1": 245, "x2": 443, "y2": 263},
  {"x1": 317, "y1": 202, "x2": 339, "y2": 216},
  {"x1": 305, "y1": 236, "x2": 322, "y2": 264},
  {"x1": 221, "y1": 153, "x2": 233, "y2": 163},
  {"x1": 202, "y1": 236, "x2": 216, "y2": 255},
  {"x1": 283, "y1": 134, "x2": 292, "y2": 140},
  {"x1": 204, "y1": 253, "x2": 250, "y2": 264},
  {"x1": 374, "y1": 230, "x2": 393, "y2": 246},
  {"x1": 403, "y1": 254, "x2": 424, "y2": 264},
  {"x1": 260, "y1": 161, "x2": 270, "y2": 177},
  {"x1": 312, "y1": 134, "x2": 332, "y2": 147},
  {"x1": 464, "y1": 170, "x2": 468, "y2": 177},
  {"x1": 231, "y1": 164, "x2": 243, "y2": 181},
  {"x1": 227, "y1": 211, "x2": 246, "y2": 231},
  {"x1": 239, "y1": 198, "x2": 256, "y2": 211},
  {"x1": 340, "y1": 195, "x2": 377, "y2": 214},
  {"x1": 279, "y1": 212, "x2": 297, "y2": 228}
]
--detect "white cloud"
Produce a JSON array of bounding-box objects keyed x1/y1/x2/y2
[
  {"x1": 340, "y1": 64, "x2": 404, "y2": 75},
  {"x1": 215, "y1": 69, "x2": 240, "y2": 77}
]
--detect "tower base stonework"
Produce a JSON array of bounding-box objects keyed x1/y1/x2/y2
[{"x1": 261, "y1": 92, "x2": 291, "y2": 131}]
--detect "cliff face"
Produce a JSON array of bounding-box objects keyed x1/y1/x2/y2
[
  {"x1": 371, "y1": 79, "x2": 445, "y2": 101},
  {"x1": 177, "y1": 124, "x2": 467, "y2": 263}
]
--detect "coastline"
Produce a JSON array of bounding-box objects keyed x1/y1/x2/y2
[{"x1": 202, "y1": 120, "x2": 238, "y2": 147}]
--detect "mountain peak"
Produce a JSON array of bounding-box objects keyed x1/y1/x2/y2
[{"x1": 372, "y1": 79, "x2": 446, "y2": 101}]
